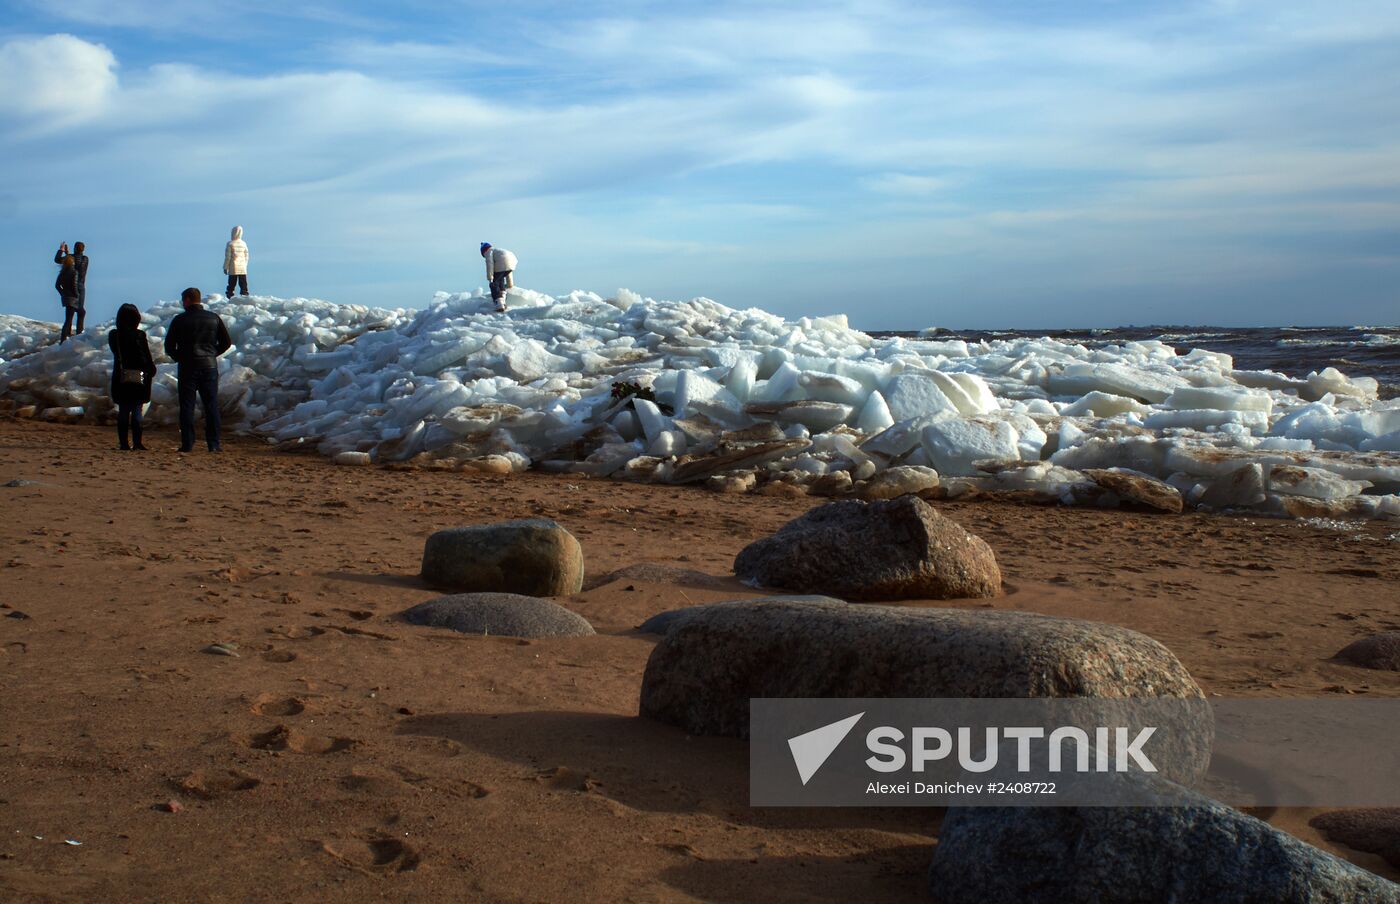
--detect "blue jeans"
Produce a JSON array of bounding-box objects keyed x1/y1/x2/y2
[{"x1": 178, "y1": 366, "x2": 221, "y2": 450}]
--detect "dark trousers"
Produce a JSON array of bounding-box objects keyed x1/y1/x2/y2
[
  {"x1": 178, "y1": 367, "x2": 222, "y2": 451},
  {"x1": 61, "y1": 305, "x2": 85, "y2": 340},
  {"x1": 117, "y1": 401, "x2": 143, "y2": 449},
  {"x1": 226, "y1": 274, "x2": 248, "y2": 298},
  {"x1": 490, "y1": 270, "x2": 512, "y2": 305}
]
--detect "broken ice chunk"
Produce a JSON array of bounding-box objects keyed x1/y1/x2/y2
[{"x1": 920, "y1": 417, "x2": 1021, "y2": 477}]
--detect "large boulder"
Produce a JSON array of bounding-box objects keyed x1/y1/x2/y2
[
  {"x1": 733, "y1": 496, "x2": 1000, "y2": 600},
  {"x1": 421, "y1": 519, "x2": 584, "y2": 596},
  {"x1": 639, "y1": 598, "x2": 1204, "y2": 741},
  {"x1": 399, "y1": 593, "x2": 594, "y2": 638},
  {"x1": 929, "y1": 787, "x2": 1400, "y2": 903}
]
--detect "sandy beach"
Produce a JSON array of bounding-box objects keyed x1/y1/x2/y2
[{"x1": 1, "y1": 416, "x2": 1398, "y2": 902}]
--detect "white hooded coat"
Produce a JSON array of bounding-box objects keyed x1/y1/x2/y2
[
  {"x1": 485, "y1": 247, "x2": 517, "y2": 285},
  {"x1": 224, "y1": 226, "x2": 249, "y2": 276}
]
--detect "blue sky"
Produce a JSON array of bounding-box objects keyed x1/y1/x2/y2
[{"x1": 1, "y1": 0, "x2": 1397, "y2": 329}]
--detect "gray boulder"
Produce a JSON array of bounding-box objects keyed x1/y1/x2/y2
[
  {"x1": 930, "y1": 786, "x2": 1400, "y2": 903},
  {"x1": 733, "y1": 496, "x2": 1000, "y2": 601},
  {"x1": 421, "y1": 519, "x2": 584, "y2": 596},
  {"x1": 639, "y1": 598, "x2": 1204, "y2": 745},
  {"x1": 399, "y1": 593, "x2": 594, "y2": 638}
]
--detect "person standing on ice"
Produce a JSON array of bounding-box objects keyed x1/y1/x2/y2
[
  {"x1": 55, "y1": 255, "x2": 83, "y2": 342},
  {"x1": 165, "y1": 287, "x2": 233, "y2": 453},
  {"x1": 223, "y1": 226, "x2": 250, "y2": 298},
  {"x1": 480, "y1": 242, "x2": 516, "y2": 312},
  {"x1": 54, "y1": 240, "x2": 89, "y2": 323}
]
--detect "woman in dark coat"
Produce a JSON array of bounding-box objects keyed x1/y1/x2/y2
[
  {"x1": 56, "y1": 256, "x2": 81, "y2": 342},
  {"x1": 108, "y1": 304, "x2": 157, "y2": 450}
]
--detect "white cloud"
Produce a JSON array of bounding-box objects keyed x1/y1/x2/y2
[
  {"x1": 2, "y1": 1, "x2": 1400, "y2": 326},
  {"x1": 0, "y1": 34, "x2": 117, "y2": 121}
]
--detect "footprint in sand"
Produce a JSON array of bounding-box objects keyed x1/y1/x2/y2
[
  {"x1": 249, "y1": 694, "x2": 307, "y2": 717},
  {"x1": 176, "y1": 768, "x2": 262, "y2": 799},
  {"x1": 320, "y1": 837, "x2": 420, "y2": 874},
  {"x1": 241, "y1": 724, "x2": 354, "y2": 754}
]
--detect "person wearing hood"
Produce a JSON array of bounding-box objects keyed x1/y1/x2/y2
[
  {"x1": 56, "y1": 255, "x2": 82, "y2": 342},
  {"x1": 108, "y1": 303, "x2": 157, "y2": 451},
  {"x1": 223, "y1": 226, "x2": 250, "y2": 298},
  {"x1": 480, "y1": 242, "x2": 517, "y2": 312}
]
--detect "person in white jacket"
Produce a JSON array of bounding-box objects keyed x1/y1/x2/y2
[
  {"x1": 480, "y1": 242, "x2": 517, "y2": 312},
  {"x1": 223, "y1": 226, "x2": 250, "y2": 298}
]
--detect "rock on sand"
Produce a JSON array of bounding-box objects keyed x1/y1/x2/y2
[
  {"x1": 399, "y1": 593, "x2": 594, "y2": 638},
  {"x1": 733, "y1": 495, "x2": 999, "y2": 600},
  {"x1": 639, "y1": 597, "x2": 1204, "y2": 742},
  {"x1": 1335, "y1": 632, "x2": 1400, "y2": 671},
  {"x1": 930, "y1": 785, "x2": 1400, "y2": 903},
  {"x1": 421, "y1": 519, "x2": 584, "y2": 596}
]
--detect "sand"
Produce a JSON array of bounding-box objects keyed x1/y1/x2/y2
[{"x1": 1, "y1": 418, "x2": 1397, "y2": 902}]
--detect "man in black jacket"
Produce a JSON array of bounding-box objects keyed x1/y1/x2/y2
[{"x1": 164, "y1": 287, "x2": 233, "y2": 452}]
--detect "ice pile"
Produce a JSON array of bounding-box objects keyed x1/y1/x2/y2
[
  {"x1": 0, "y1": 315, "x2": 60, "y2": 364},
  {"x1": 0, "y1": 295, "x2": 408, "y2": 424},
  {"x1": 1, "y1": 288, "x2": 1397, "y2": 521}
]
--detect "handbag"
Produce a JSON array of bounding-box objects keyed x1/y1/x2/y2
[{"x1": 115, "y1": 338, "x2": 146, "y2": 386}]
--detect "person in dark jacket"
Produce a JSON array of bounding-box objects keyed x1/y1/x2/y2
[
  {"x1": 56, "y1": 256, "x2": 82, "y2": 342},
  {"x1": 108, "y1": 304, "x2": 158, "y2": 451},
  {"x1": 54, "y1": 242, "x2": 89, "y2": 338},
  {"x1": 164, "y1": 287, "x2": 233, "y2": 453},
  {"x1": 54, "y1": 240, "x2": 90, "y2": 307}
]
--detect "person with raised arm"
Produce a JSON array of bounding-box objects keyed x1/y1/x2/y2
[
  {"x1": 54, "y1": 240, "x2": 90, "y2": 330},
  {"x1": 55, "y1": 255, "x2": 81, "y2": 342}
]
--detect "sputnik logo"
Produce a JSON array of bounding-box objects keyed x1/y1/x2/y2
[{"x1": 787, "y1": 712, "x2": 864, "y2": 785}]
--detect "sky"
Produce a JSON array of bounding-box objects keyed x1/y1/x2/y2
[{"x1": 1, "y1": 0, "x2": 1398, "y2": 330}]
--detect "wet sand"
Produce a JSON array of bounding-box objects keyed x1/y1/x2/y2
[{"x1": 1, "y1": 418, "x2": 1397, "y2": 902}]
